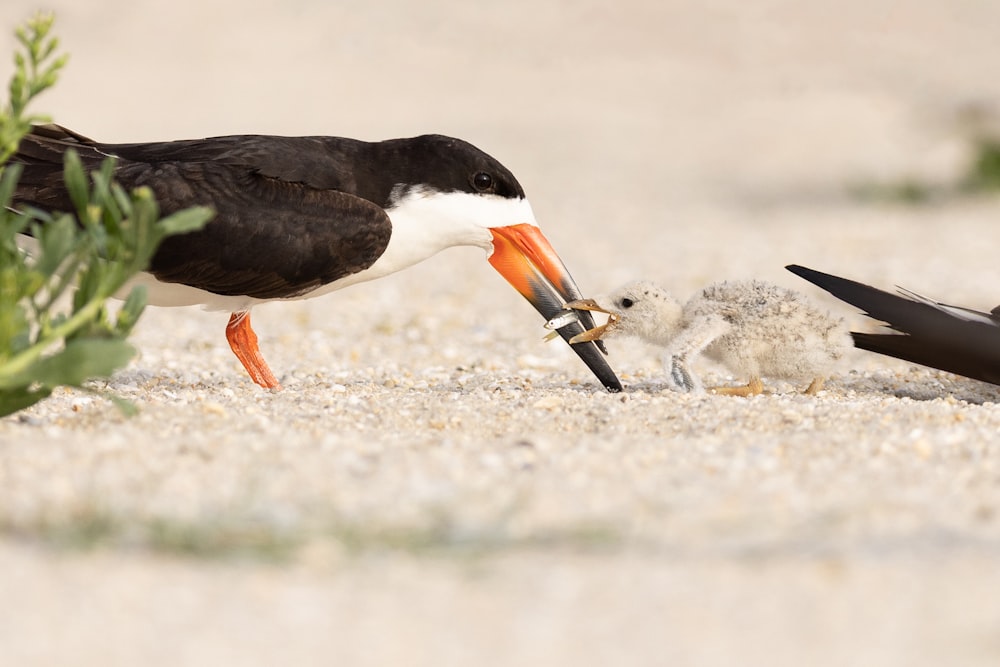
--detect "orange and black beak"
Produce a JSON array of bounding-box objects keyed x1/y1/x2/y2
[{"x1": 489, "y1": 223, "x2": 622, "y2": 392}]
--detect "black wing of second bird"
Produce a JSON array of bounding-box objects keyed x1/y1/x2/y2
[{"x1": 786, "y1": 264, "x2": 1000, "y2": 386}]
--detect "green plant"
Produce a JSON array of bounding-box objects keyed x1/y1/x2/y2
[
  {"x1": 0, "y1": 14, "x2": 65, "y2": 163},
  {"x1": 961, "y1": 137, "x2": 1000, "y2": 194},
  {"x1": 850, "y1": 132, "x2": 1000, "y2": 205},
  {"x1": 0, "y1": 14, "x2": 213, "y2": 417}
]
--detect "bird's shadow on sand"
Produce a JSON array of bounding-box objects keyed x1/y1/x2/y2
[
  {"x1": 597, "y1": 372, "x2": 1000, "y2": 406},
  {"x1": 836, "y1": 370, "x2": 1000, "y2": 405}
]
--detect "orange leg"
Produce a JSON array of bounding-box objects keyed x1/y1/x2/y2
[{"x1": 225, "y1": 311, "x2": 281, "y2": 389}]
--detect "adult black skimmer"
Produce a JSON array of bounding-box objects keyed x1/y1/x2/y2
[
  {"x1": 787, "y1": 264, "x2": 1000, "y2": 386},
  {"x1": 549, "y1": 279, "x2": 849, "y2": 396},
  {"x1": 13, "y1": 124, "x2": 621, "y2": 392}
]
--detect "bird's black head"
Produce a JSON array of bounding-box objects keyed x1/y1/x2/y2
[{"x1": 374, "y1": 134, "x2": 525, "y2": 206}]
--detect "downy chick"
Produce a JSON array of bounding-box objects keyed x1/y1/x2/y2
[{"x1": 554, "y1": 279, "x2": 851, "y2": 396}]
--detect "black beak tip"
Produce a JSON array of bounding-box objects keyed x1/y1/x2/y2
[
  {"x1": 527, "y1": 284, "x2": 622, "y2": 392},
  {"x1": 554, "y1": 324, "x2": 623, "y2": 392},
  {"x1": 559, "y1": 306, "x2": 618, "y2": 389}
]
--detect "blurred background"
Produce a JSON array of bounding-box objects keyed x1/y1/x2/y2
[{"x1": 5, "y1": 0, "x2": 1000, "y2": 289}]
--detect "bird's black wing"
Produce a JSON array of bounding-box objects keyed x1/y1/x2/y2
[
  {"x1": 786, "y1": 264, "x2": 1000, "y2": 385},
  {"x1": 143, "y1": 164, "x2": 391, "y2": 299},
  {"x1": 14, "y1": 126, "x2": 391, "y2": 299}
]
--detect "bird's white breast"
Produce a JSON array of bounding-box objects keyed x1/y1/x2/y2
[
  {"x1": 17, "y1": 189, "x2": 538, "y2": 312},
  {"x1": 291, "y1": 188, "x2": 537, "y2": 300}
]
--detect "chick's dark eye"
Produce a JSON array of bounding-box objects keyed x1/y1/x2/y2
[
  {"x1": 473, "y1": 172, "x2": 493, "y2": 191},
  {"x1": 621, "y1": 298, "x2": 634, "y2": 309}
]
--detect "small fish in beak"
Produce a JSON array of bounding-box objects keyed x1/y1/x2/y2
[{"x1": 544, "y1": 299, "x2": 621, "y2": 344}]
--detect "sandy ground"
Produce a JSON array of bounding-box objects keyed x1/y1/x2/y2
[{"x1": 4, "y1": 1, "x2": 1000, "y2": 665}]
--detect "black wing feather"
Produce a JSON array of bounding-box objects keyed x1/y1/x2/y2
[
  {"x1": 13, "y1": 125, "x2": 391, "y2": 299},
  {"x1": 786, "y1": 264, "x2": 1000, "y2": 386}
]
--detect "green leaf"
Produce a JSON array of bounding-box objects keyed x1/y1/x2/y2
[
  {"x1": 0, "y1": 338, "x2": 136, "y2": 390},
  {"x1": 0, "y1": 385, "x2": 52, "y2": 418},
  {"x1": 114, "y1": 285, "x2": 147, "y2": 336},
  {"x1": 159, "y1": 205, "x2": 215, "y2": 237},
  {"x1": 63, "y1": 148, "x2": 89, "y2": 213},
  {"x1": 0, "y1": 162, "x2": 22, "y2": 205},
  {"x1": 33, "y1": 213, "x2": 79, "y2": 276},
  {"x1": 0, "y1": 293, "x2": 31, "y2": 358}
]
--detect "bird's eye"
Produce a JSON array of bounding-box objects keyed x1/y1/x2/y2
[
  {"x1": 621, "y1": 298, "x2": 634, "y2": 309},
  {"x1": 473, "y1": 172, "x2": 493, "y2": 191}
]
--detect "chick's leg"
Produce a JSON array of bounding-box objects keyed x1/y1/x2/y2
[
  {"x1": 804, "y1": 377, "x2": 825, "y2": 395},
  {"x1": 709, "y1": 375, "x2": 764, "y2": 397},
  {"x1": 669, "y1": 355, "x2": 700, "y2": 393},
  {"x1": 662, "y1": 314, "x2": 732, "y2": 393}
]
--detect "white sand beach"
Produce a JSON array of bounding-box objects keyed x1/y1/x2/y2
[{"x1": 3, "y1": 1, "x2": 1000, "y2": 665}]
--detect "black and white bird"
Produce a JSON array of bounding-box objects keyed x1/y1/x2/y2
[
  {"x1": 548, "y1": 279, "x2": 850, "y2": 396},
  {"x1": 12, "y1": 124, "x2": 621, "y2": 392},
  {"x1": 787, "y1": 264, "x2": 1000, "y2": 386}
]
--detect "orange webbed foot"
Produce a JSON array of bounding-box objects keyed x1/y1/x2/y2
[{"x1": 226, "y1": 311, "x2": 282, "y2": 389}]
